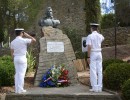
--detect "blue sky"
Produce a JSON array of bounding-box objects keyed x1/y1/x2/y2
[{"x1": 100, "y1": 0, "x2": 115, "y2": 14}]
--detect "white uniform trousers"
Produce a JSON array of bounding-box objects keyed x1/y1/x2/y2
[
  {"x1": 14, "y1": 56, "x2": 27, "y2": 93},
  {"x1": 89, "y1": 51, "x2": 103, "y2": 91}
]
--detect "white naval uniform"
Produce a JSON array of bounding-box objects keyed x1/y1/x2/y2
[
  {"x1": 11, "y1": 36, "x2": 31, "y2": 93},
  {"x1": 86, "y1": 31, "x2": 104, "y2": 91}
]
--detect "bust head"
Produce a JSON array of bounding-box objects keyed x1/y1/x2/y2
[
  {"x1": 45, "y1": 7, "x2": 53, "y2": 18},
  {"x1": 38, "y1": 7, "x2": 60, "y2": 28}
]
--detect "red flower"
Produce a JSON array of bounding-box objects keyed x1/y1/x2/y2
[{"x1": 63, "y1": 70, "x2": 68, "y2": 75}]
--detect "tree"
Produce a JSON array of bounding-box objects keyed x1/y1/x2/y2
[
  {"x1": 0, "y1": 0, "x2": 8, "y2": 43},
  {"x1": 101, "y1": 13, "x2": 115, "y2": 29},
  {"x1": 85, "y1": 0, "x2": 101, "y2": 34},
  {"x1": 115, "y1": 0, "x2": 130, "y2": 26},
  {"x1": 0, "y1": 0, "x2": 43, "y2": 43}
]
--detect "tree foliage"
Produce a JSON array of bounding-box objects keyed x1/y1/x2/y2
[
  {"x1": 101, "y1": 14, "x2": 115, "y2": 29},
  {"x1": 0, "y1": 0, "x2": 43, "y2": 43},
  {"x1": 0, "y1": 0, "x2": 8, "y2": 43},
  {"x1": 115, "y1": 0, "x2": 130, "y2": 26},
  {"x1": 85, "y1": 0, "x2": 101, "y2": 34}
]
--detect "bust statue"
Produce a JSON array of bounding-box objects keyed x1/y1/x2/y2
[{"x1": 38, "y1": 7, "x2": 60, "y2": 28}]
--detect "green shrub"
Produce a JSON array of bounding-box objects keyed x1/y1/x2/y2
[
  {"x1": 27, "y1": 48, "x2": 36, "y2": 72},
  {"x1": 103, "y1": 59, "x2": 124, "y2": 71},
  {"x1": 0, "y1": 55, "x2": 14, "y2": 86},
  {"x1": 104, "y1": 63, "x2": 130, "y2": 90},
  {"x1": 121, "y1": 79, "x2": 130, "y2": 100}
]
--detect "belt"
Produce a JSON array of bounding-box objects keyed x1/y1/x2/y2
[
  {"x1": 14, "y1": 55, "x2": 26, "y2": 58},
  {"x1": 91, "y1": 49, "x2": 101, "y2": 52}
]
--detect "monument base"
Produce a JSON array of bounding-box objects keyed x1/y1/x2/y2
[{"x1": 34, "y1": 27, "x2": 78, "y2": 86}]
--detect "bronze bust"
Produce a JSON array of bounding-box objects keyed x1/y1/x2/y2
[{"x1": 38, "y1": 7, "x2": 60, "y2": 28}]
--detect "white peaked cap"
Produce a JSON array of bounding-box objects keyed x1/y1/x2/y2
[
  {"x1": 90, "y1": 23, "x2": 99, "y2": 26},
  {"x1": 15, "y1": 28, "x2": 24, "y2": 31}
]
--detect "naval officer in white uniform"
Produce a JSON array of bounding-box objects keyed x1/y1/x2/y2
[
  {"x1": 86, "y1": 23, "x2": 104, "y2": 92},
  {"x1": 10, "y1": 28, "x2": 36, "y2": 93}
]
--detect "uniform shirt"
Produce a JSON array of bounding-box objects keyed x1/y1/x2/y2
[
  {"x1": 11, "y1": 36, "x2": 31, "y2": 57},
  {"x1": 86, "y1": 31, "x2": 104, "y2": 51}
]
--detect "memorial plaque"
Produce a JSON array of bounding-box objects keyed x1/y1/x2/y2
[{"x1": 47, "y1": 42, "x2": 64, "y2": 52}]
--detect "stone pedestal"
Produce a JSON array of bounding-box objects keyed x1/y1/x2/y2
[{"x1": 34, "y1": 27, "x2": 78, "y2": 86}]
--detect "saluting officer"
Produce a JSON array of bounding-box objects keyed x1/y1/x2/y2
[
  {"x1": 86, "y1": 23, "x2": 104, "y2": 92},
  {"x1": 10, "y1": 28, "x2": 36, "y2": 93}
]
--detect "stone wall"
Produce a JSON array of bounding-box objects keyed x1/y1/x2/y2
[
  {"x1": 102, "y1": 44, "x2": 130, "y2": 60},
  {"x1": 102, "y1": 27, "x2": 128, "y2": 47}
]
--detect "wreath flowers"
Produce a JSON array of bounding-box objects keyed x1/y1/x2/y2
[{"x1": 39, "y1": 64, "x2": 69, "y2": 87}]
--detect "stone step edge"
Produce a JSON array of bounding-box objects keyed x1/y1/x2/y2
[{"x1": 5, "y1": 93, "x2": 117, "y2": 97}]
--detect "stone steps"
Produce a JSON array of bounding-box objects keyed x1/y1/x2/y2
[
  {"x1": 5, "y1": 93, "x2": 120, "y2": 100},
  {"x1": 5, "y1": 84, "x2": 120, "y2": 100}
]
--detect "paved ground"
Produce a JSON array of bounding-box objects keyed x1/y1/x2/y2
[
  {"x1": 9, "y1": 84, "x2": 115, "y2": 95},
  {"x1": 4, "y1": 84, "x2": 121, "y2": 100}
]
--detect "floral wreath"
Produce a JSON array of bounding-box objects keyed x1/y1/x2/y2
[{"x1": 39, "y1": 64, "x2": 69, "y2": 87}]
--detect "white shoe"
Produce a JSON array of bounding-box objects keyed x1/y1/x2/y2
[
  {"x1": 94, "y1": 89, "x2": 98, "y2": 92},
  {"x1": 89, "y1": 89, "x2": 94, "y2": 92},
  {"x1": 21, "y1": 89, "x2": 27, "y2": 93},
  {"x1": 16, "y1": 90, "x2": 27, "y2": 94},
  {"x1": 89, "y1": 89, "x2": 99, "y2": 92},
  {"x1": 98, "y1": 89, "x2": 102, "y2": 92},
  {"x1": 89, "y1": 89, "x2": 98, "y2": 92}
]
